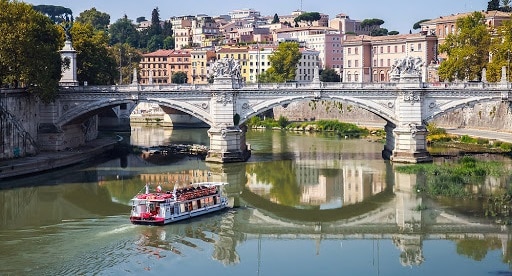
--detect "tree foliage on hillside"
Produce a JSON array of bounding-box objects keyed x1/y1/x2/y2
[
  {"x1": 75, "y1": 8, "x2": 110, "y2": 31},
  {"x1": 259, "y1": 42, "x2": 302, "y2": 83},
  {"x1": 272, "y1": 13, "x2": 280, "y2": 24},
  {"x1": 294, "y1": 12, "x2": 321, "y2": 26},
  {"x1": 0, "y1": 1, "x2": 64, "y2": 102},
  {"x1": 32, "y1": 4, "x2": 72, "y2": 23},
  {"x1": 438, "y1": 12, "x2": 491, "y2": 82},
  {"x1": 109, "y1": 15, "x2": 140, "y2": 47}
]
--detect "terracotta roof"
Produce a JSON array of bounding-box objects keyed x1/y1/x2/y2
[
  {"x1": 344, "y1": 33, "x2": 431, "y2": 43},
  {"x1": 143, "y1": 49, "x2": 191, "y2": 57},
  {"x1": 422, "y1": 10, "x2": 512, "y2": 25},
  {"x1": 217, "y1": 47, "x2": 250, "y2": 53},
  {"x1": 275, "y1": 26, "x2": 338, "y2": 33}
]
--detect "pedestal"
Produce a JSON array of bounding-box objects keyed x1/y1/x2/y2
[
  {"x1": 206, "y1": 126, "x2": 251, "y2": 163},
  {"x1": 390, "y1": 126, "x2": 432, "y2": 163}
]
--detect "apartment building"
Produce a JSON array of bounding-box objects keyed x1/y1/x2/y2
[
  {"x1": 139, "y1": 49, "x2": 192, "y2": 84},
  {"x1": 329, "y1": 13, "x2": 368, "y2": 35},
  {"x1": 247, "y1": 46, "x2": 275, "y2": 83},
  {"x1": 343, "y1": 33, "x2": 437, "y2": 83},
  {"x1": 420, "y1": 10, "x2": 512, "y2": 61},
  {"x1": 274, "y1": 26, "x2": 342, "y2": 70},
  {"x1": 191, "y1": 48, "x2": 216, "y2": 84},
  {"x1": 297, "y1": 48, "x2": 321, "y2": 82}
]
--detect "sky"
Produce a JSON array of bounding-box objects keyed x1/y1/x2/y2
[{"x1": 23, "y1": 0, "x2": 486, "y2": 34}]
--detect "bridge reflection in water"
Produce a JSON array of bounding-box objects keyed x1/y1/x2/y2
[{"x1": 1, "y1": 141, "x2": 511, "y2": 271}]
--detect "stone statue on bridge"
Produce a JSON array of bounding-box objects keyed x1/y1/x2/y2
[
  {"x1": 391, "y1": 56, "x2": 424, "y2": 76},
  {"x1": 210, "y1": 58, "x2": 241, "y2": 80}
]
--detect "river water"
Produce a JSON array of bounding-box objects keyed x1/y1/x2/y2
[{"x1": 0, "y1": 126, "x2": 511, "y2": 275}]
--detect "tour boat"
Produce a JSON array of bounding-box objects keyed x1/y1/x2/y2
[{"x1": 130, "y1": 182, "x2": 229, "y2": 225}]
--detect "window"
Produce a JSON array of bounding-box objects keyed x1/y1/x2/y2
[
  {"x1": 355, "y1": 60, "x2": 359, "y2": 67},
  {"x1": 348, "y1": 60, "x2": 352, "y2": 67}
]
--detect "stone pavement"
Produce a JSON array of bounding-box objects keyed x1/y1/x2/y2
[
  {"x1": 0, "y1": 138, "x2": 118, "y2": 180},
  {"x1": 444, "y1": 128, "x2": 512, "y2": 143}
]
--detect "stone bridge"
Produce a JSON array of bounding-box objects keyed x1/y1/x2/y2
[{"x1": 36, "y1": 67, "x2": 512, "y2": 163}]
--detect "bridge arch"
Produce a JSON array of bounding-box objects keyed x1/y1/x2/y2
[
  {"x1": 423, "y1": 96, "x2": 503, "y2": 122},
  {"x1": 56, "y1": 98, "x2": 213, "y2": 128},
  {"x1": 239, "y1": 94, "x2": 398, "y2": 126}
]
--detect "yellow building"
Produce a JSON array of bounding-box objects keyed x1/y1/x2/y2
[{"x1": 191, "y1": 48, "x2": 216, "y2": 84}]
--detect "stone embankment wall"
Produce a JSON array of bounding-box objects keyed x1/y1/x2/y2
[
  {"x1": 0, "y1": 90, "x2": 39, "y2": 159},
  {"x1": 273, "y1": 100, "x2": 512, "y2": 132}
]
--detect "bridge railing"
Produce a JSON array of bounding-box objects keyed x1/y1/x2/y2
[{"x1": 58, "y1": 80, "x2": 511, "y2": 93}]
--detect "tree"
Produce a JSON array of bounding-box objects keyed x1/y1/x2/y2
[
  {"x1": 162, "y1": 21, "x2": 173, "y2": 37},
  {"x1": 487, "y1": 17, "x2": 512, "y2": 82},
  {"x1": 438, "y1": 12, "x2": 491, "y2": 82},
  {"x1": 70, "y1": 22, "x2": 117, "y2": 85},
  {"x1": 320, "y1": 69, "x2": 340, "y2": 82},
  {"x1": 388, "y1": 31, "x2": 399, "y2": 35},
  {"x1": 259, "y1": 42, "x2": 302, "y2": 82},
  {"x1": 413, "y1": 19, "x2": 431, "y2": 30},
  {"x1": 163, "y1": 36, "x2": 175, "y2": 50},
  {"x1": 294, "y1": 12, "x2": 321, "y2": 26},
  {"x1": 271, "y1": 13, "x2": 280, "y2": 24},
  {"x1": 488, "y1": 0, "x2": 500, "y2": 10},
  {"x1": 360, "y1": 18, "x2": 385, "y2": 32},
  {"x1": 109, "y1": 15, "x2": 140, "y2": 47},
  {"x1": 149, "y1": 7, "x2": 162, "y2": 37},
  {"x1": 136, "y1": 16, "x2": 146, "y2": 23},
  {"x1": 371, "y1": 28, "x2": 389, "y2": 36},
  {"x1": 0, "y1": 1, "x2": 63, "y2": 102},
  {"x1": 32, "y1": 4, "x2": 72, "y2": 23},
  {"x1": 171, "y1": 71, "x2": 188, "y2": 84},
  {"x1": 75, "y1": 8, "x2": 110, "y2": 31},
  {"x1": 112, "y1": 43, "x2": 142, "y2": 84}
]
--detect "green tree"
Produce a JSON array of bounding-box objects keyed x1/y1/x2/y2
[
  {"x1": 109, "y1": 15, "x2": 140, "y2": 47},
  {"x1": 438, "y1": 12, "x2": 491, "y2": 82},
  {"x1": 371, "y1": 28, "x2": 389, "y2": 36},
  {"x1": 488, "y1": 0, "x2": 500, "y2": 10},
  {"x1": 113, "y1": 43, "x2": 142, "y2": 84},
  {"x1": 71, "y1": 22, "x2": 117, "y2": 85},
  {"x1": 32, "y1": 4, "x2": 72, "y2": 23},
  {"x1": 320, "y1": 68, "x2": 340, "y2": 82},
  {"x1": 388, "y1": 30, "x2": 399, "y2": 35},
  {"x1": 163, "y1": 36, "x2": 175, "y2": 50},
  {"x1": 0, "y1": 1, "x2": 63, "y2": 102},
  {"x1": 136, "y1": 16, "x2": 146, "y2": 23},
  {"x1": 259, "y1": 42, "x2": 302, "y2": 83},
  {"x1": 487, "y1": 17, "x2": 512, "y2": 82},
  {"x1": 75, "y1": 8, "x2": 110, "y2": 31},
  {"x1": 171, "y1": 71, "x2": 188, "y2": 84},
  {"x1": 294, "y1": 12, "x2": 321, "y2": 26},
  {"x1": 360, "y1": 18, "x2": 385, "y2": 34},
  {"x1": 271, "y1": 13, "x2": 280, "y2": 24},
  {"x1": 162, "y1": 21, "x2": 173, "y2": 37},
  {"x1": 149, "y1": 7, "x2": 162, "y2": 36},
  {"x1": 147, "y1": 35, "x2": 164, "y2": 51}
]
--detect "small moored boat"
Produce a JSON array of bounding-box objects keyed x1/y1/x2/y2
[{"x1": 130, "y1": 182, "x2": 229, "y2": 225}]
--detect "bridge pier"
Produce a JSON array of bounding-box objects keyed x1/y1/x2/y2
[{"x1": 206, "y1": 125, "x2": 251, "y2": 163}]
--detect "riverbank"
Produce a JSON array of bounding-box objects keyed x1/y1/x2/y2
[{"x1": 0, "y1": 137, "x2": 118, "y2": 180}]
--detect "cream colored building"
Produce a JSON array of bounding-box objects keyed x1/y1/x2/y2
[
  {"x1": 296, "y1": 48, "x2": 320, "y2": 82},
  {"x1": 343, "y1": 33, "x2": 438, "y2": 83},
  {"x1": 247, "y1": 46, "x2": 275, "y2": 83}
]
